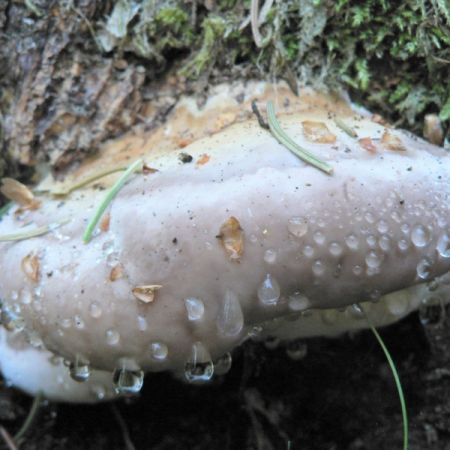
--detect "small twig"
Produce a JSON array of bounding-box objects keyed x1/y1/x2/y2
[
  {"x1": 0, "y1": 426, "x2": 18, "y2": 450},
  {"x1": 110, "y1": 404, "x2": 136, "y2": 450},
  {"x1": 83, "y1": 159, "x2": 143, "y2": 243},
  {"x1": 266, "y1": 101, "x2": 333, "y2": 175},
  {"x1": 14, "y1": 391, "x2": 43, "y2": 442},
  {"x1": 251, "y1": 101, "x2": 269, "y2": 130},
  {"x1": 0, "y1": 219, "x2": 69, "y2": 242},
  {"x1": 24, "y1": 0, "x2": 44, "y2": 17},
  {"x1": 251, "y1": 0, "x2": 273, "y2": 48}
]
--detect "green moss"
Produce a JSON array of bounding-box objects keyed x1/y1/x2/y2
[{"x1": 96, "y1": 0, "x2": 450, "y2": 137}]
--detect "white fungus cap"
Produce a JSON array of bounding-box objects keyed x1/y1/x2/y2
[{"x1": 0, "y1": 81, "x2": 449, "y2": 401}]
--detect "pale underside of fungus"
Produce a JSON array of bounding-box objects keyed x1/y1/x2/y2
[{"x1": 0, "y1": 81, "x2": 449, "y2": 402}]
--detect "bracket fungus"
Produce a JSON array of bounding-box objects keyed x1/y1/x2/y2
[{"x1": 0, "y1": 82, "x2": 449, "y2": 402}]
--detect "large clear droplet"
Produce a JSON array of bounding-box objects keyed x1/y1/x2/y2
[
  {"x1": 216, "y1": 289, "x2": 244, "y2": 337},
  {"x1": 345, "y1": 234, "x2": 359, "y2": 250},
  {"x1": 112, "y1": 368, "x2": 144, "y2": 394},
  {"x1": 150, "y1": 342, "x2": 168, "y2": 360},
  {"x1": 416, "y1": 258, "x2": 433, "y2": 280},
  {"x1": 288, "y1": 292, "x2": 310, "y2": 312},
  {"x1": 69, "y1": 356, "x2": 91, "y2": 383},
  {"x1": 257, "y1": 274, "x2": 281, "y2": 306},
  {"x1": 184, "y1": 342, "x2": 214, "y2": 382},
  {"x1": 105, "y1": 329, "x2": 120, "y2": 346},
  {"x1": 437, "y1": 233, "x2": 450, "y2": 258},
  {"x1": 287, "y1": 217, "x2": 308, "y2": 237},
  {"x1": 411, "y1": 224, "x2": 431, "y2": 248},
  {"x1": 184, "y1": 297, "x2": 205, "y2": 321}
]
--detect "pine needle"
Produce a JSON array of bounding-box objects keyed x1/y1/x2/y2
[
  {"x1": 83, "y1": 159, "x2": 143, "y2": 243},
  {"x1": 266, "y1": 101, "x2": 333, "y2": 175},
  {"x1": 334, "y1": 117, "x2": 357, "y2": 138},
  {"x1": 0, "y1": 219, "x2": 69, "y2": 242}
]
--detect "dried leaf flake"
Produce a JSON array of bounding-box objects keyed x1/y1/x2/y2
[
  {"x1": 109, "y1": 264, "x2": 124, "y2": 281},
  {"x1": 381, "y1": 131, "x2": 406, "y2": 152},
  {"x1": 423, "y1": 114, "x2": 444, "y2": 146},
  {"x1": 358, "y1": 137, "x2": 377, "y2": 153},
  {"x1": 1, "y1": 178, "x2": 41, "y2": 210},
  {"x1": 196, "y1": 154, "x2": 211, "y2": 166},
  {"x1": 21, "y1": 253, "x2": 40, "y2": 282},
  {"x1": 217, "y1": 216, "x2": 244, "y2": 262},
  {"x1": 302, "y1": 121, "x2": 336, "y2": 144},
  {"x1": 100, "y1": 213, "x2": 111, "y2": 232},
  {"x1": 132, "y1": 285, "x2": 162, "y2": 304}
]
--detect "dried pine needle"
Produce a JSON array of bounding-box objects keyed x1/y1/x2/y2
[
  {"x1": 83, "y1": 159, "x2": 143, "y2": 243},
  {"x1": 266, "y1": 101, "x2": 333, "y2": 175},
  {"x1": 0, "y1": 219, "x2": 69, "y2": 242}
]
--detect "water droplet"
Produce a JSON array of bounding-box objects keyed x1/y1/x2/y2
[
  {"x1": 302, "y1": 245, "x2": 314, "y2": 258},
  {"x1": 112, "y1": 368, "x2": 144, "y2": 394},
  {"x1": 353, "y1": 265, "x2": 363, "y2": 276},
  {"x1": 257, "y1": 274, "x2": 281, "y2": 306},
  {"x1": 345, "y1": 234, "x2": 359, "y2": 251},
  {"x1": 364, "y1": 212, "x2": 375, "y2": 223},
  {"x1": 377, "y1": 220, "x2": 389, "y2": 234},
  {"x1": 366, "y1": 235, "x2": 377, "y2": 248},
  {"x1": 184, "y1": 297, "x2": 205, "y2": 321},
  {"x1": 264, "y1": 336, "x2": 280, "y2": 350},
  {"x1": 137, "y1": 315, "x2": 148, "y2": 331},
  {"x1": 411, "y1": 224, "x2": 431, "y2": 248},
  {"x1": 263, "y1": 249, "x2": 277, "y2": 264},
  {"x1": 20, "y1": 289, "x2": 32, "y2": 305},
  {"x1": 214, "y1": 353, "x2": 232, "y2": 375},
  {"x1": 288, "y1": 217, "x2": 308, "y2": 237},
  {"x1": 416, "y1": 258, "x2": 433, "y2": 280},
  {"x1": 150, "y1": 342, "x2": 168, "y2": 360},
  {"x1": 329, "y1": 242, "x2": 343, "y2": 257},
  {"x1": 184, "y1": 342, "x2": 214, "y2": 382},
  {"x1": 419, "y1": 296, "x2": 445, "y2": 326},
  {"x1": 437, "y1": 233, "x2": 450, "y2": 258},
  {"x1": 321, "y1": 309, "x2": 339, "y2": 325},
  {"x1": 398, "y1": 239, "x2": 409, "y2": 252},
  {"x1": 365, "y1": 250, "x2": 382, "y2": 269},
  {"x1": 313, "y1": 231, "x2": 325, "y2": 245},
  {"x1": 90, "y1": 384, "x2": 106, "y2": 400},
  {"x1": 217, "y1": 289, "x2": 244, "y2": 337},
  {"x1": 286, "y1": 341, "x2": 308, "y2": 361},
  {"x1": 74, "y1": 315, "x2": 84, "y2": 329},
  {"x1": 89, "y1": 302, "x2": 102, "y2": 318},
  {"x1": 312, "y1": 260, "x2": 325, "y2": 276},
  {"x1": 69, "y1": 356, "x2": 91, "y2": 382},
  {"x1": 288, "y1": 292, "x2": 310, "y2": 312},
  {"x1": 105, "y1": 329, "x2": 120, "y2": 346},
  {"x1": 386, "y1": 292, "x2": 409, "y2": 316},
  {"x1": 379, "y1": 235, "x2": 391, "y2": 252},
  {"x1": 349, "y1": 303, "x2": 364, "y2": 319}
]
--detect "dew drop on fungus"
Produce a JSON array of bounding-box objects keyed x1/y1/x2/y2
[
  {"x1": 313, "y1": 231, "x2": 325, "y2": 245},
  {"x1": 437, "y1": 233, "x2": 450, "y2": 258},
  {"x1": 286, "y1": 341, "x2": 308, "y2": 361},
  {"x1": 419, "y1": 296, "x2": 445, "y2": 326},
  {"x1": 69, "y1": 356, "x2": 91, "y2": 382},
  {"x1": 263, "y1": 248, "x2": 277, "y2": 264},
  {"x1": 216, "y1": 289, "x2": 244, "y2": 337},
  {"x1": 398, "y1": 239, "x2": 409, "y2": 252},
  {"x1": 411, "y1": 224, "x2": 431, "y2": 248},
  {"x1": 365, "y1": 250, "x2": 382, "y2": 269},
  {"x1": 184, "y1": 297, "x2": 205, "y2": 321},
  {"x1": 257, "y1": 274, "x2": 281, "y2": 306},
  {"x1": 89, "y1": 302, "x2": 102, "y2": 319},
  {"x1": 288, "y1": 292, "x2": 310, "y2": 312},
  {"x1": 287, "y1": 217, "x2": 308, "y2": 238},
  {"x1": 214, "y1": 352, "x2": 232, "y2": 375},
  {"x1": 105, "y1": 329, "x2": 120, "y2": 346},
  {"x1": 328, "y1": 242, "x2": 343, "y2": 257},
  {"x1": 184, "y1": 342, "x2": 214, "y2": 382},
  {"x1": 417, "y1": 258, "x2": 433, "y2": 280},
  {"x1": 312, "y1": 260, "x2": 325, "y2": 276},
  {"x1": 112, "y1": 368, "x2": 144, "y2": 394},
  {"x1": 264, "y1": 336, "x2": 280, "y2": 350},
  {"x1": 345, "y1": 234, "x2": 359, "y2": 250},
  {"x1": 386, "y1": 292, "x2": 409, "y2": 316},
  {"x1": 150, "y1": 342, "x2": 168, "y2": 360}
]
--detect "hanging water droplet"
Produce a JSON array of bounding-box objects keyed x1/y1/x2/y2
[
  {"x1": 386, "y1": 292, "x2": 409, "y2": 316},
  {"x1": 348, "y1": 303, "x2": 364, "y2": 319},
  {"x1": 417, "y1": 258, "x2": 433, "y2": 280},
  {"x1": 287, "y1": 217, "x2": 308, "y2": 237},
  {"x1": 352, "y1": 265, "x2": 363, "y2": 276},
  {"x1": 137, "y1": 315, "x2": 148, "y2": 331},
  {"x1": 90, "y1": 384, "x2": 106, "y2": 400},
  {"x1": 257, "y1": 274, "x2": 281, "y2": 306},
  {"x1": 184, "y1": 297, "x2": 205, "y2": 321},
  {"x1": 263, "y1": 248, "x2": 277, "y2": 264},
  {"x1": 184, "y1": 342, "x2": 214, "y2": 382},
  {"x1": 302, "y1": 245, "x2": 314, "y2": 258},
  {"x1": 112, "y1": 368, "x2": 144, "y2": 394},
  {"x1": 419, "y1": 296, "x2": 445, "y2": 326},
  {"x1": 379, "y1": 235, "x2": 391, "y2": 252},
  {"x1": 398, "y1": 239, "x2": 409, "y2": 252},
  {"x1": 264, "y1": 336, "x2": 280, "y2": 350},
  {"x1": 411, "y1": 224, "x2": 431, "y2": 248},
  {"x1": 328, "y1": 242, "x2": 343, "y2": 257},
  {"x1": 214, "y1": 352, "x2": 232, "y2": 375},
  {"x1": 313, "y1": 231, "x2": 325, "y2": 245},
  {"x1": 105, "y1": 329, "x2": 120, "y2": 346},
  {"x1": 437, "y1": 233, "x2": 450, "y2": 258},
  {"x1": 216, "y1": 289, "x2": 244, "y2": 337},
  {"x1": 366, "y1": 235, "x2": 377, "y2": 247},
  {"x1": 286, "y1": 341, "x2": 308, "y2": 361},
  {"x1": 69, "y1": 356, "x2": 91, "y2": 382},
  {"x1": 89, "y1": 302, "x2": 102, "y2": 318},
  {"x1": 288, "y1": 292, "x2": 310, "y2": 312},
  {"x1": 377, "y1": 220, "x2": 389, "y2": 234},
  {"x1": 345, "y1": 234, "x2": 359, "y2": 250},
  {"x1": 312, "y1": 260, "x2": 325, "y2": 276},
  {"x1": 150, "y1": 342, "x2": 168, "y2": 360},
  {"x1": 365, "y1": 250, "x2": 382, "y2": 269}
]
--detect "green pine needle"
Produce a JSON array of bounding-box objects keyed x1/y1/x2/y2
[
  {"x1": 83, "y1": 159, "x2": 143, "y2": 243},
  {"x1": 266, "y1": 101, "x2": 333, "y2": 175},
  {"x1": 334, "y1": 117, "x2": 357, "y2": 138}
]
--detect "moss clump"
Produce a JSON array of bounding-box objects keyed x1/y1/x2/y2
[{"x1": 96, "y1": 0, "x2": 449, "y2": 137}]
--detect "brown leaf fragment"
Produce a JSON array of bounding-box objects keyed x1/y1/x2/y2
[
  {"x1": 100, "y1": 213, "x2": 111, "y2": 232},
  {"x1": 132, "y1": 285, "x2": 162, "y2": 304},
  {"x1": 381, "y1": 131, "x2": 406, "y2": 152},
  {"x1": 142, "y1": 164, "x2": 158, "y2": 175},
  {"x1": 371, "y1": 114, "x2": 389, "y2": 126},
  {"x1": 109, "y1": 264, "x2": 124, "y2": 281},
  {"x1": 1, "y1": 178, "x2": 41, "y2": 210},
  {"x1": 302, "y1": 121, "x2": 336, "y2": 144},
  {"x1": 358, "y1": 137, "x2": 377, "y2": 153},
  {"x1": 217, "y1": 216, "x2": 244, "y2": 262},
  {"x1": 196, "y1": 154, "x2": 211, "y2": 166},
  {"x1": 21, "y1": 253, "x2": 40, "y2": 282}
]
